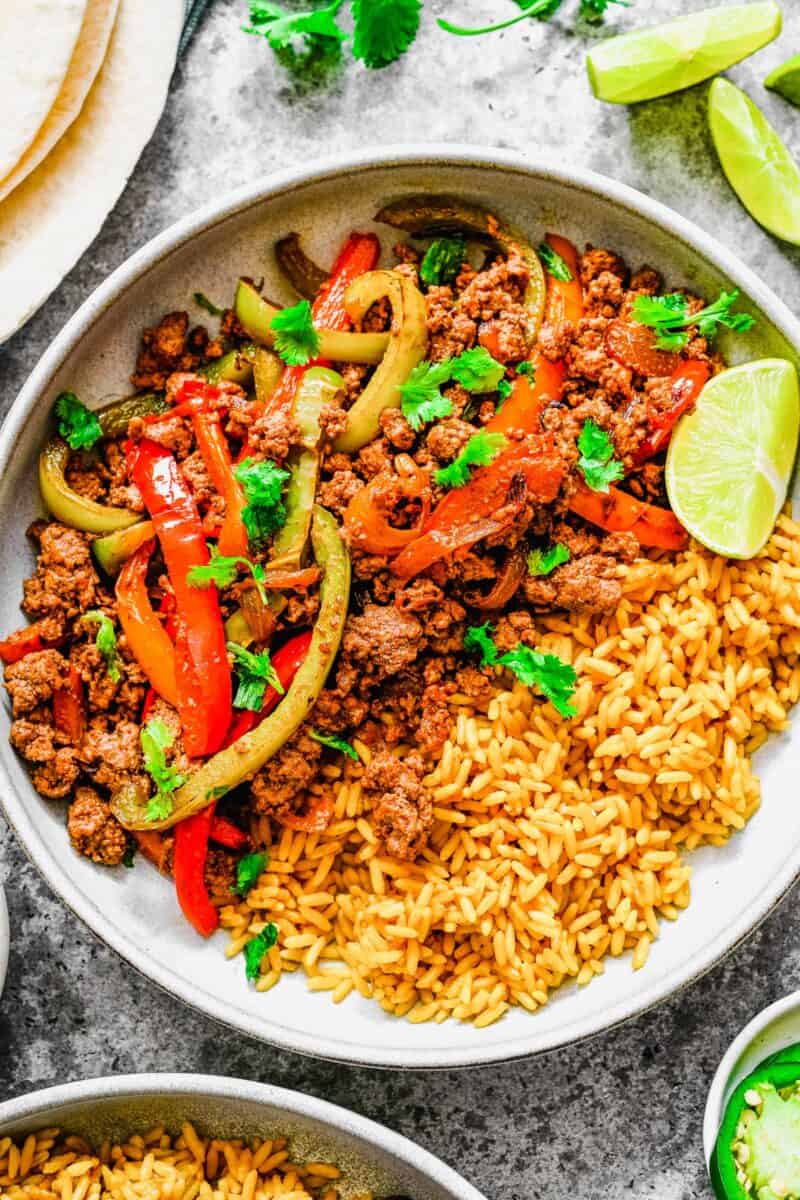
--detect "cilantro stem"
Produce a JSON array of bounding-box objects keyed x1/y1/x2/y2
[{"x1": 439, "y1": 0, "x2": 562, "y2": 37}]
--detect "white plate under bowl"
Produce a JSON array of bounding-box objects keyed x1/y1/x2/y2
[
  {"x1": 703, "y1": 991, "x2": 800, "y2": 1170},
  {"x1": 0, "y1": 1073, "x2": 487, "y2": 1200},
  {"x1": 1, "y1": 147, "x2": 800, "y2": 1069}
]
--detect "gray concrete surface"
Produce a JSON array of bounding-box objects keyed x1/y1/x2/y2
[{"x1": 1, "y1": 1, "x2": 799, "y2": 1196}]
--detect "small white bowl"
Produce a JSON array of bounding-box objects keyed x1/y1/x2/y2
[
  {"x1": 0, "y1": 884, "x2": 8, "y2": 997},
  {"x1": 703, "y1": 991, "x2": 800, "y2": 1170}
]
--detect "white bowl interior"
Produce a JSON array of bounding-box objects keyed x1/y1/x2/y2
[
  {"x1": 0, "y1": 1074, "x2": 484, "y2": 1200},
  {"x1": 703, "y1": 990, "x2": 800, "y2": 1167},
  {"x1": 1, "y1": 151, "x2": 800, "y2": 1068}
]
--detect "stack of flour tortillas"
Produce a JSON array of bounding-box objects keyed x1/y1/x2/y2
[{"x1": 0, "y1": 0, "x2": 183, "y2": 344}]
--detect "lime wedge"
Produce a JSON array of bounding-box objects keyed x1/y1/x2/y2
[
  {"x1": 765, "y1": 52, "x2": 800, "y2": 107},
  {"x1": 586, "y1": 2, "x2": 781, "y2": 104},
  {"x1": 665, "y1": 359, "x2": 800, "y2": 559},
  {"x1": 709, "y1": 77, "x2": 800, "y2": 246}
]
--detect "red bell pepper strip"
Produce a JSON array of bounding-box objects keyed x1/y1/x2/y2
[
  {"x1": 392, "y1": 437, "x2": 566, "y2": 580},
  {"x1": 131, "y1": 829, "x2": 172, "y2": 874},
  {"x1": 605, "y1": 319, "x2": 683, "y2": 378},
  {"x1": 634, "y1": 359, "x2": 712, "y2": 463},
  {"x1": 192, "y1": 409, "x2": 249, "y2": 558},
  {"x1": 129, "y1": 439, "x2": 232, "y2": 757},
  {"x1": 570, "y1": 482, "x2": 687, "y2": 550},
  {"x1": 543, "y1": 233, "x2": 584, "y2": 327},
  {"x1": 0, "y1": 626, "x2": 44, "y2": 665},
  {"x1": 53, "y1": 665, "x2": 86, "y2": 742},
  {"x1": 116, "y1": 541, "x2": 179, "y2": 708},
  {"x1": 261, "y1": 232, "x2": 381, "y2": 421},
  {"x1": 173, "y1": 804, "x2": 219, "y2": 937},
  {"x1": 209, "y1": 815, "x2": 249, "y2": 850},
  {"x1": 222, "y1": 629, "x2": 313, "y2": 744}
]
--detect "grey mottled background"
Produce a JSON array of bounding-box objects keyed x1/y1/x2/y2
[{"x1": 1, "y1": 1, "x2": 800, "y2": 1196}]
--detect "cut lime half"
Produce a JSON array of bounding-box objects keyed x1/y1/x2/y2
[
  {"x1": 586, "y1": 2, "x2": 781, "y2": 105},
  {"x1": 709, "y1": 77, "x2": 800, "y2": 246},
  {"x1": 665, "y1": 359, "x2": 800, "y2": 559},
  {"x1": 765, "y1": 52, "x2": 800, "y2": 107}
]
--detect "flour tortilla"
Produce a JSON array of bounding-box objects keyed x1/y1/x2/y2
[
  {"x1": 0, "y1": 0, "x2": 121, "y2": 205},
  {"x1": 0, "y1": 0, "x2": 88, "y2": 182},
  {"x1": 0, "y1": 0, "x2": 182, "y2": 344}
]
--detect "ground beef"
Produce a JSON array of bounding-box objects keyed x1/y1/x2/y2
[
  {"x1": 379, "y1": 408, "x2": 416, "y2": 450},
  {"x1": 4, "y1": 649, "x2": 69, "y2": 716},
  {"x1": 364, "y1": 750, "x2": 431, "y2": 861},
  {"x1": 31, "y1": 748, "x2": 81, "y2": 800},
  {"x1": 478, "y1": 314, "x2": 528, "y2": 363},
  {"x1": 584, "y1": 271, "x2": 626, "y2": 318},
  {"x1": 65, "y1": 457, "x2": 106, "y2": 502},
  {"x1": 341, "y1": 363, "x2": 370, "y2": 406},
  {"x1": 537, "y1": 320, "x2": 575, "y2": 362},
  {"x1": 180, "y1": 451, "x2": 217, "y2": 506},
  {"x1": 247, "y1": 410, "x2": 300, "y2": 462},
  {"x1": 67, "y1": 786, "x2": 128, "y2": 866},
  {"x1": 319, "y1": 402, "x2": 348, "y2": 443},
  {"x1": 69, "y1": 641, "x2": 146, "y2": 718},
  {"x1": 22, "y1": 524, "x2": 105, "y2": 636},
  {"x1": 318, "y1": 469, "x2": 362, "y2": 517},
  {"x1": 425, "y1": 286, "x2": 478, "y2": 361},
  {"x1": 128, "y1": 413, "x2": 193, "y2": 459},
  {"x1": 425, "y1": 418, "x2": 474, "y2": 462},
  {"x1": 80, "y1": 719, "x2": 143, "y2": 792},
  {"x1": 580, "y1": 247, "x2": 627, "y2": 287},
  {"x1": 205, "y1": 847, "x2": 237, "y2": 897},
  {"x1": 311, "y1": 687, "x2": 370, "y2": 734},
  {"x1": 523, "y1": 554, "x2": 621, "y2": 616},
  {"x1": 131, "y1": 312, "x2": 216, "y2": 391},
  {"x1": 394, "y1": 578, "x2": 445, "y2": 614},
  {"x1": 341, "y1": 604, "x2": 424, "y2": 682},
  {"x1": 357, "y1": 439, "x2": 393, "y2": 480},
  {"x1": 454, "y1": 665, "x2": 494, "y2": 703},
  {"x1": 104, "y1": 441, "x2": 144, "y2": 511},
  {"x1": 251, "y1": 731, "x2": 322, "y2": 814},
  {"x1": 416, "y1": 684, "x2": 453, "y2": 754}
]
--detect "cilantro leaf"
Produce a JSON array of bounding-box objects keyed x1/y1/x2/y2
[
  {"x1": 449, "y1": 346, "x2": 506, "y2": 393},
  {"x1": 419, "y1": 237, "x2": 466, "y2": 287},
  {"x1": 82, "y1": 610, "x2": 121, "y2": 683},
  {"x1": 55, "y1": 392, "x2": 103, "y2": 451},
  {"x1": 308, "y1": 728, "x2": 358, "y2": 759},
  {"x1": 187, "y1": 546, "x2": 268, "y2": 605},
  {"x1": 193, "y1": 291, "x2": 224, "y2": 316},
  {"x1": 352, "y1": 0, "x2": 421, "y2": 68},
  {"x1": 243, "y1": 0, "x2": 346, "y2": 55},
  {"x1": 496, "y1": 378, "x2": 512, "y2": 409},
  {"x1": 269, "y1": 298, "x2": 320, "y2": 366},
  {"x1": 516, "y1": 360, "x2": 536, "y2": 378},
  {"x1": 235, "y1": 851, "x2": 269, "y2": 897},
  {"x1": 631, "y1": 288, "x2": 755, "y2": 352},
  {"x1": 576, "y1": 419, "x2": 624, "y2": 493},
  {"x1": 497, "y1": 644, "x2": 578, "y2": 718},
  {"x1": 527, "y1": 543, "x2": 570, "y2": 577},
  {"x1": 141, "y1": 719, "x2": 186, "y2": 822},
  {"x1": 234, "y1": 458, "x2": 290, "y2": 548},
  {"x1": 398, "y1": 360, "x2": 454, "y2": 431},
  {"x1": 439, "y1": 0, "x2": 564, "y2": 37},
  {"x1": 464, "y1": 623, "x2": 500, "y2": 668},
  {"x1": 229, "y1": 642, "x2": 284, "y2": 712},
  {"x1": 244, "y1": 923, "x2": 279, "y2": 981},
  {"x1": 434, "y1": 430, "x2": 507, "y2": 490},
  {"x1": 538, "y1": 242, "x2": 573, "y2": 283},
  {"x1": 578, "y1": 0, "x2": 628, "y2": 20}
]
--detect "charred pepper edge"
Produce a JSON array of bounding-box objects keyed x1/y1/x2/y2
[
  {"x1": 274, "y1": 232, "x2": 329, "y2": 300},
  {"x1": 111, "y1": 504, "x2": 350, "y2": 832}
]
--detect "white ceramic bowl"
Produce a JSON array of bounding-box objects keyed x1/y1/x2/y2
[
  {"x1": 0, "y1": 885, "x2": 8, "y2": 998},
  {"x1": 703, "y1": 991, "x2": 800, "y2": 1170},
  {"x1": 0, "y1": 1073, "x2": 487, "y2": 1200},
  {"x1": 2, "y1": 147, "x2": 800, "y2": 1069}
]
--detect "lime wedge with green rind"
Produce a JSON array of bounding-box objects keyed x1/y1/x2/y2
[
  {"x1": 765, "y1": 52, "x2": 800, "y2": 107},
  {"x1": 586, "y1": 2, "x2": 781, "y2": 104},
  {"x1": 709, "y1": 77, "x2": 800, "y2": 246},
  {"x1": 665, "y1": 359, "x2": 800, "y2": 559}
]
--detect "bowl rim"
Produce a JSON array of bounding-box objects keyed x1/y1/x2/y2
[
  {"x1": 3, "y1": 144, "x2": 800, "y2": 1069},
  {"x1": 0, "y1": 1071, "x2": 488, "y2": 1199},
  {"x1": 702, "y1": 989, "x2": 800, "y2": 1168}
]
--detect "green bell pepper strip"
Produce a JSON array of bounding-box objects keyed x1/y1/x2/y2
[
  {"x1": 234, "y1": 279, "x2": 390, "y2": 365},
  {"x1": 712, "y1": 1058, "x2": 800, "y2": 1200},
  {"x1": 39, "y1": 393, "x2": 165, "y2": 534},
  {"x1": 270, "y1": 366, "x2": 344, "y2": 570},
  {"x1": 375, "y1": 194, "x2": 547, "y2": 346},
  {"x1": 92, "y1": 520, "x2": 155, "y2": 575},
  {"x1": 331, "y1": 270, "x2": 428, "y2": 455},
  {"x1": 274, "y1": 232, "x2": 328, "y2": 300},
  {"x1": 111, "y1": 504, "x2": 350, "y2": 831},
  {"x1": 203, "y1": 343, "x2": 257, "y2": 387},
  {"x1": 252, "y1": 347, "x2": 284, "y2": 406}
]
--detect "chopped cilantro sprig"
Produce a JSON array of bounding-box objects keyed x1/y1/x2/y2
[
  {"x1": 439, "y1": 0, "x2": 565, "y2": 37},
  {"x1": 464, "y1": 623, "x2": 578, "y2": 718},
  {"x1": 269, "y1": 298, "x2": 320, "y2": 365},
  {"x1": 527, "y1": 544, "x2": 570, "y2": 577},
  {"x1": 538, "y1": 242, "x2": 573, "y2": 283},
  {"x1": 399, "y1": 346, "x2": 508, "y2": 431},
  {"x1": 234, "y1": 458, "x2": 290, "y2": 549},
  {"x1": 193, "y1": 292, "x2": 224, "y2": 316},
  {"x1": 82, "y1": 611, "x2": 121, "y2": 683},
  {"x1": 450, "y1": 347, "x2": 506, "y2": 393},
  {"x1": 576, "y1": 420, "x2": 624, "y2": 493},
  {"x1": 352, "y1": 0, "x2": 421, "y2": 67},
  {"x1": 309, "y1": 728, "x2": 359, "y2": 759},
  {"x1": 235, "y1": 851, "x2": 269, "y2": 897},
  {"x1": 631, "y1": 288, "x2": 755, "y2": 352},
  {"x1": 243, "y1": 0, "x2": 420, "y2": 70},
  {"x1": 419, "y1": 237, "x2": 466, "y2": 287},
  {"x1": 435, "y1": 431, "x2": 507, "y2": 490},
  {"x1": 244, "y1": 923, "x2": 279, "y2": 981},
  {"x1": 187, "y1": 547, "x2": 268, "y2": 604},
  {"x1": 229, "y1": 643, "x2": 284, "y2": 712},
  {"x1": 55, "y1": 392, "x2": 103, "y2": 451},
  {"x1": 141, "y1": 719, "x2": 186, "y2": 822}
]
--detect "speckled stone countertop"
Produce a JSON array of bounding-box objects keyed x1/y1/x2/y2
[{"x1": 1, "y1": 2, "x2": 799, "y2": 1196}]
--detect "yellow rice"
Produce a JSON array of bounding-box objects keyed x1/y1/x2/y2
[
  {"x1": 221, "y1": 512, "x2": 800, "y2": 1027},
  {"x1": 0, "y1": 1123, "x2": 369, "y2": 1200}
]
